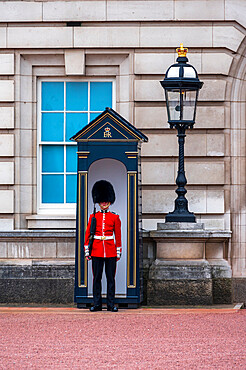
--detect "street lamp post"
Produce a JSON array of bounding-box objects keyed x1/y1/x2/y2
[{"x1": 160, "y1": 44, "x2": 203, "y2": 222}]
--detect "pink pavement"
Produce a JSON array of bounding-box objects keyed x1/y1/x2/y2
[{"x1": 0, "y1": 307, "x2": 245, "y2": 369}]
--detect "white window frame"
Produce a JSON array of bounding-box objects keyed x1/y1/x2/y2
[{"x1": 37, "y1": 77, "x2": 116, "y2": 215}]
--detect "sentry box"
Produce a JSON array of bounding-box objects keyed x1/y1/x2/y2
[{"x1": 70, "y1": 108, "x2": 148, "y2": 308}]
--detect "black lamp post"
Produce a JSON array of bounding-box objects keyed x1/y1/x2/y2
[{"x1": 160, "y1": 44, "x2": 203, "y2": 222}]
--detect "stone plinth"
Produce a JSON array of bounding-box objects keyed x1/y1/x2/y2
[
  {"x1": 147, "y1": 223, "x2": 232, "y2": 305},
  {"x1": 148, "y1": 259, "x2": 213, "y2": 305},
  {"x1": 0, "y1": 231, "x2": 75, "y2": 304},
  {"x1": 0, "y1": 259, "x2": 75, "y2": 304}
]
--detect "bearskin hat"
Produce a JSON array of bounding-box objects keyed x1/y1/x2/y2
[{"x1": 92, "y1": 180, "x2": 115, "y2": 204}]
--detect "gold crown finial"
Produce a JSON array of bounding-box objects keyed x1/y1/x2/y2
[{"x1": 176, "y1": 43, "x2": 188, "y2": 57}]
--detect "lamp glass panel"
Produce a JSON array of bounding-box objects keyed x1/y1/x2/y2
[
  {"x1": 166, "y1": 66, "x2": 180, "y2": 78},
  {"x1": 166, "y1": 90, "x2": 181, "y2": 121},
  {"x1": 183, "y1": 67, "x2": 196, "y2": 78},
  {"x1": 182, "y1": 90, "x2": 197, "y2": 121}
]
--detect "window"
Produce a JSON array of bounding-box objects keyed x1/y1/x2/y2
[{"x1": 38, "y1": 80, "x2": 114, "y2": 213}]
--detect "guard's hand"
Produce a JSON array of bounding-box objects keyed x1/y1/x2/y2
[
  {"x1": 85, "y1": 247, "x2": 91, "y2": 261},
  {"x1": 117, "y1": 247, "x2": 121, "y2": 261}
]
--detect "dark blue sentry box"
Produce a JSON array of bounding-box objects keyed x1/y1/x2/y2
[{"x1": 70, "y1": 107, "x2": 148, "y2": 308}]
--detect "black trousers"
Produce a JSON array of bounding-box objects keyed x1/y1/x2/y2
[{"x1": 92, "y1": 257, "x2": 117, "y2": 308}]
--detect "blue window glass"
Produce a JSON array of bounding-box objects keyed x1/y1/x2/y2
[
  {"x1": 65, "y1": 113, "x2": 88, "y2": 142},
  {"x1": 41, "y1": 81, "x2": 113, "y2": 206},
  {"x1": 42, "y1": 145, "x2": 64, "y2": 173},
  {"x1": 66, "y1": 146, "x2": 77, "y2": 173},
  {"x1": 66, "y1": 82, "x2": 88, "y2": 111},
  {"x1": 89, "y1": 112, "x2": 101, "y2": 122},
  {"x1": 42, "y1": 82, "x2": 64, "y2": 111},
  {"x1": 42, "y1": 174, "x2": 64, "y2": 203},
  {"x1": 90, "y1": 82, "x2": 112, "y2": 111},
  {"x1": 66, "y1": 175, "x2": 77, "y2": 203},
  {"x1": 41, "y1": 113, "x2": 64, "y2": 142}
]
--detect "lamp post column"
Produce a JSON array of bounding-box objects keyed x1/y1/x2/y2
[
  {"x1": 166, "y1": 124, "x2": 195, "y2": 222},
  {"x1": 166, "y1": 125, "x2": 195, "y2": 222}
]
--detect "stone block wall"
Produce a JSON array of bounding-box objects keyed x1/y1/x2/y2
[{"x1": 0, "y1": 0, "x2": 245, "y2": 303}]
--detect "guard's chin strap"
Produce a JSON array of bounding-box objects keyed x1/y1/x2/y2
[{"x1": 93, "y1": 204, "x2": 96, "y2": 216}]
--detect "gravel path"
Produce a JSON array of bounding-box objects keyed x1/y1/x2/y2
[{"x1": 0, "y1": 308, "x2": 245, "y2": 369}]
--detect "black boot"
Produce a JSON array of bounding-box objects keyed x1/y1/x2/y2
[
  {"x1": 107, "y1": 306, "x2": 118, "y2": 312},
  {"x1": 90, "y1": 305, "x2": 102, "y2": 312}
]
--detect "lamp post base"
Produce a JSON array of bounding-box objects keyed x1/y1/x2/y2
[{"x1": 165, "y1": 210, "x2": 196, "y2": 223}]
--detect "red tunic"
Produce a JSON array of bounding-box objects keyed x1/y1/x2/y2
[{"x1": 84, "y1": 210, "x2": 122, "y2": 258}]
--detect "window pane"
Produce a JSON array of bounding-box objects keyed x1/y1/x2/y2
[
  {"x1": 66, "y1": 82, "x2": 88, "y2": 111},
  {"x1": 42, "y1": 82, "x2": 64, "y2": 111},
  {"x1": 42, "y1": 174, "x2": 64, "y2": 203},
  {"x1": 41, "y1": 113, "x2": 64, "y2": 142},
  {"x1": 89, "y1": 112, "x2": 101, "y2": 122},
  {"x1": 66, "y1": 113, "x2": 88, "y2": 141},
  {"x1": 66, "y1": 146, "x2": 77, "y2": 173},
  {"x1": 90, "y1": 82, "x2": 112, "y2": 111},
  {"x1": 66, "y1": 175, "x2": 77, "y2": 203},
  {"x1": 42, "y1": 145, "x2": 64, "y2": 173}
]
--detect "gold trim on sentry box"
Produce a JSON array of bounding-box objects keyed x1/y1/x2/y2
[
  {"x1": 78, "y1": 172, "x2": 88, "y2": 288},
  {"x1": 77, "y1": 139, "x2": 137, "y2": 143},
  {"x1": 73, "y1": 112, "x2": 142, "y2": 141},
  {"x1": 127, "y1": 172, "x2": 137, "y2": 288},
  {"x1": 77, "y1": 151, "x2": 90, "y2": 159},
  {"x1": 87, "y1": 121, "x2": 129, "y2": 140}
]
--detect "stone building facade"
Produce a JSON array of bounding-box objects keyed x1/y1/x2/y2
[{"x1": 0, "y1": 0, "x2": 245, "y2": 305}]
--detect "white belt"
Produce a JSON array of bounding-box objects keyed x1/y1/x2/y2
[{"x1": 94, "y1": 235, "x2": 114, "y2": 241}]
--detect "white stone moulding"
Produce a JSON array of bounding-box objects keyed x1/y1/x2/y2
[
  {"x1": 0, "y1": 24, "x2": 244, "y2": 52},
  {"x1": 65, "y1": 50, "x2": 85, "y2": 75}
]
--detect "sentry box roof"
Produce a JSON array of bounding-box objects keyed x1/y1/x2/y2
[{"x1": 70, "y1": 107, "x2": 148, "y2": 143}]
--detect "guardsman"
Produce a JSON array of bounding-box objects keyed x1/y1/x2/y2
[{"x1": 84, "y1": 180, "x2": 122, "y2": 312}]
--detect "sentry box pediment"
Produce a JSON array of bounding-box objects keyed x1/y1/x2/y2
[
  {"x1": 71, "y1": 108, "x2": 148, "y2": 308},
  {"x1": 70, "y1": 107, "x2": 148, "y2": 143}
]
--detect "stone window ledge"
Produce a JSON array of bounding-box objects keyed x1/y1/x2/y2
[
  {"x1": 0, "y1": 259, "x2": 75, "y2": 266},
  {"x1": 0, "y1": 230, "x2": 76, "y2": 239},
  {"x1": 26, "y1": 215, "x2": 76, "y2": 230}
]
